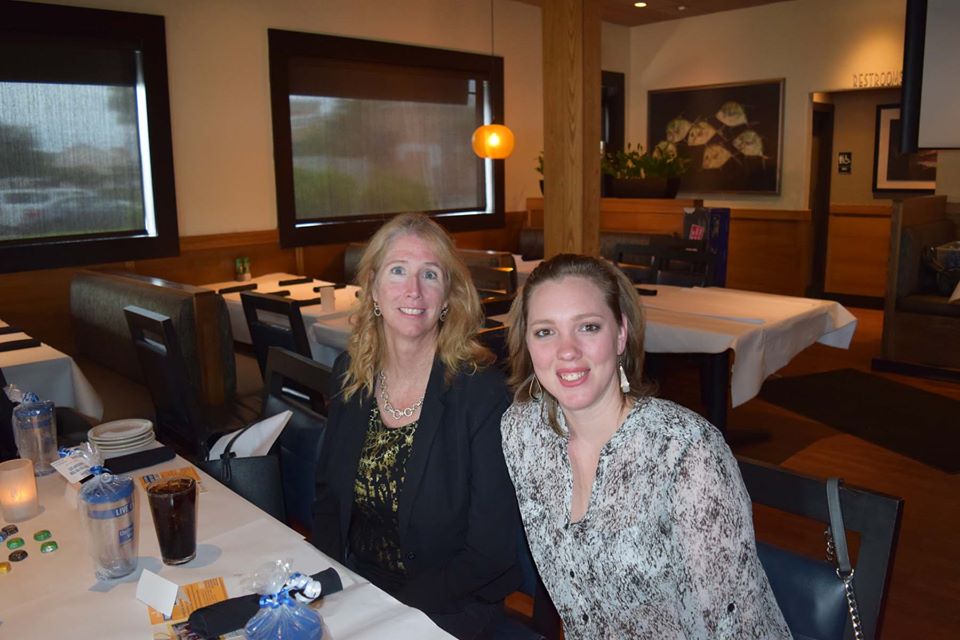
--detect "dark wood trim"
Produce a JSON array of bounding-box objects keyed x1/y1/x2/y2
[
  {"x1": 821, "y1": 292, "x2": 884, "y2": 310},
  {"x1": 267, "y1": 29, "x2": 505, "y2": 247},
  {"x1": 870, "y1": 357, "x2": 960, "y2": 383},
  {"x1": 0, "y1": 1, "x2": 179, "y2": 274}
]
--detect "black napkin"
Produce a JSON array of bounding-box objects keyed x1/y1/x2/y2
[
  {"x1": 263, "y1": 290, "x2": 291, "y2": 297},
  {"x1": 0, "y1": 326, "x2": 24, "y2": 335},
  {"x1": 219, "y1": 283, "x2": 258, "y2": 294},
  {"x1": 187, "y1": 567, "x2": 343, "y2": 639},
  {"x1": 635, "y1": 287, "x2": 658, "y2": 296},
  {"x1": 104, "y1": 445, "x2": 175, "y2": 474},
  {"x1": 0, "y1": 338, "x2": 41, "y2": 352},
  {"x1": 278, "y1": 276, "x2": 313, "y2": 286}
]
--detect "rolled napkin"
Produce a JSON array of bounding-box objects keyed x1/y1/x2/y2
[
  {"x1": 187, "y1": 567, "x2": 342, "y2": 639},
  {"x1": 0, "y1": 326, "x2": 25, "y2": 335},
  {"x1": 104, "y1": 445, "x2": 175, "y2": 474},
  {"x1": 0, "y1": 338, "x2": 42, "y2": 352},
  {"x1": 278, "y1": 276, "x2": 313, "y2": 286},
  {"x1": 219, "y1": 283, "x2": 258, "y2": 294}
]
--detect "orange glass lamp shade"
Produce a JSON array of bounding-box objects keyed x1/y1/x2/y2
[
  {"x1": 0, "y1": 458, "x2": 40, "y2": 521},
  {"x1": 472, "y1": 124, "x2": 515, "y2": 159}
]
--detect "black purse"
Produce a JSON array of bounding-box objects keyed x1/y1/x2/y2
[
  {"x1": 757, "y1": 477, "x2": 863, "y2": 640},
  {"x1": 200, "y1": 426, "x2": 286, "y2": 522}
]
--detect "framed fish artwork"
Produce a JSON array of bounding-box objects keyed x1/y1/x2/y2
[
  {"x1": 872, "y1": 104, "x2": 937, "y2": 192},
  {"x1": 647, "y1": 79, "x2": 784, "y2": 194}
]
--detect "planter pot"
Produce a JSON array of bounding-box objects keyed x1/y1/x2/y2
[{"x1": 608, "y1": 176, "x2": 680, "y2": 199}]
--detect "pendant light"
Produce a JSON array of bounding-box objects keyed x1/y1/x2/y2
[{"x1": 472, "y1": 0, "x2": 514, "y2": 159}]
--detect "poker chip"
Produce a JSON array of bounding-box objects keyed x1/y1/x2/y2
[
  {"x1": 0, "y1": 531, "x2": 6, "y2": 543},
  {"x1": 8, "y1": 550, "x2": 27, "y2": 562},
  {"x1": 40, "y1": 541, "x2": 58, "y2": 553},
  {"x1": 1, "y1": 525, "x2": 18, "y2": 537},
  {"x1": 33, "y1": 530, "x2": 51, "y2": 542},
  {"x1": 0, "y1": 561, "x2": 10, "y2": 574},
  {"x1": 6, "y1": 537, "x2": 24, "y2": 550}
]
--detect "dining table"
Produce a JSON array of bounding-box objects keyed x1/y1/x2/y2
[
  {"x1": 309, "y1": 284, "x2": 857, "y2": 432},
  {"x1": 0, "y1": 452, "x2": 454, "y2": 639},
  {"x1": 634, "y1": 285, "x2": 857, "y2": 427},
  {"x1": 200, "y1": 273, "x2": 361, "y2": 353},
  {"x1": 0, "y1": 320, "x2": 103, "y2": 420}
]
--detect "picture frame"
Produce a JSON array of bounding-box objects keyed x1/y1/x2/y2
[
  {"x1": 647, "y1": 79, "x2": 784, "y2": 194},
  {"x1": 872, "y1": 104, "x2": 937, "y2": 192}
]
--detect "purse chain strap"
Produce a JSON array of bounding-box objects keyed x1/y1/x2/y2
[{"x1": 824, "y1": 477, "x2": 864, "y2": 640}]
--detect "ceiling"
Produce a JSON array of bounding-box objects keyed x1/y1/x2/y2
[{"x1": 511, "y1": 0, "x2": 794, "y2": 27}]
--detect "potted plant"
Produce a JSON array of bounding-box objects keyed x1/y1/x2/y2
[{"x1": 601, "y1": 142, "x2": 689, "y2": 198}]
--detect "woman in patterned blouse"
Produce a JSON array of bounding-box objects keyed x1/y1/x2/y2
[
  {"x1": 311, "y1": 213, "x2": 520, "y2": 639},
  {"x1": 500, "y1": 254, "x2": 790, "y2": 639}
]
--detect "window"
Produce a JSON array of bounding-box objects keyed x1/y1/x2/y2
[
  {"x1": 0, "y1": 0, "x2": 178, "y2": 273},
  {"x1": 268, "y1": 30, "x2": 505, "y2": 246}
]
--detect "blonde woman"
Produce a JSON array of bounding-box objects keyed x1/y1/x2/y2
[
  {"x1": 500, "y1": 254, "x2": 789, "y2": 639},
  {"x1": 311, "y1": 214, "x2": 519, "y2": 639}
]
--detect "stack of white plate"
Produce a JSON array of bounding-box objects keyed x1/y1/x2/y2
[{"x1": 88, "y1": 419, "x2": 157, "y2": 457}]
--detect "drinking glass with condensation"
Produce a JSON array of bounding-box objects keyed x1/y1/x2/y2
[{"x1": 146, "y1": 476, "x2": 198, "y2": 565}]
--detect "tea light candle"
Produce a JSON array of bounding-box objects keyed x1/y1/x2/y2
[{"x1": 0, "y1": 459, "x2": 40, "y2": 521}]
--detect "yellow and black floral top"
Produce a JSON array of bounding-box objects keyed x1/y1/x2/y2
[{"x1": 348, "y1": 406, "x2": 418, "y2": 594}]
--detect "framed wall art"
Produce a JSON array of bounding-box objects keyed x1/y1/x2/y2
[
  {"x1": 873, "y1": 104, "x2": 937, "y2": 192},
  {"x1": 647, "y1": 79, "x2": 784, "y2": 194}
]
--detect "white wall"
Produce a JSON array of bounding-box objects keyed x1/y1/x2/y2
[
  {"x1": 27, "y1": 0, "x2": 560, "y2": 235},
  {"x1": 626, "y1": 0, "x2": 907, "y2": 211}
]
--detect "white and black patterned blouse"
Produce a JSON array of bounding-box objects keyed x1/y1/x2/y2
[{"x1": 500, "y1": 396, "x2": 791, "y2": 640}]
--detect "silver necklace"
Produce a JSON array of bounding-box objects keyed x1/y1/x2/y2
[{"x1": 378, "y1": 371, "x2": 424, "y2": 420}]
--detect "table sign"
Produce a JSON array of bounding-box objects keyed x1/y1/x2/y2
[
  {"x1": 137, "y1": 568, "x2": 181, "y2": 617},
  {"x1": 0, "y1": 458, "x2": 40, "y2": 521}
]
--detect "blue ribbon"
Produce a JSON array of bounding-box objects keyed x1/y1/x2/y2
[{"x1": 90, "y1": 465, "x2": 111, "y2": 476}]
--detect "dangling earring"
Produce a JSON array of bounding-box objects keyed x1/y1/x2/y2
[
  {"x1": 439, "y1": 305, "x2": 448, "y2": 323},
  {"x1": 618, "y1": 358, "x2": 630, "y2": 394},
  {"x1": 373, "y1": 302, "x2": 382, "y2": 317},
  {"x1": 528, "y1": 375, "x2": 543, "y2": 401}
]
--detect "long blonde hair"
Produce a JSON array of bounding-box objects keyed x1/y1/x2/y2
[
  {"x1": 340, "y1": 213, "x2": 493, "y2": 402},
  {"x1": 506, "y1": 254, "x2": 648, "y2": 434}
]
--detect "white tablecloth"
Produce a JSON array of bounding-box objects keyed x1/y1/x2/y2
[
  {"x1": 0, "y1": 327, "x2": 103, "y2": 420},
  {"x1": 200, "y1": 273, "x2": 361, "y2": 344},
  {"x1": 309, "y1": 284, "x2": 855, "y2": 408},
  {"x1": 638, "y1": 286, "x2": 857, "y2": 406},
  {"x1": 0, "y1": 455, "x2": 452, "y2": 639}
]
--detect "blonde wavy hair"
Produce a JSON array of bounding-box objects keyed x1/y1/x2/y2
[
  {"x1": 340, "y1": 213, "x2": 493, "y2": 402},
  {"x1": 506, "y1": 253, "x2": 649, "y2": 435}
]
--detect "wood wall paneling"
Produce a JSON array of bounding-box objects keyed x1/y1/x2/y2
[
  {"x1": 824, "y1": 204, "x2": 892, "y2": 298},
  {"x1": 525, "y1": 198, "x2": 813, "y2": 296},
  {"x1": 0, "y1": 214, "x2": 527, "y2": 353}
]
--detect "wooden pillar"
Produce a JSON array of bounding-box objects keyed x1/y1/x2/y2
[{"x1": 542, "y1": 0, "x2": 601, "y2": 257}]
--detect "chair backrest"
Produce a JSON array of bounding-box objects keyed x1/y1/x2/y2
[
  {"x1": 262, "y1": 347, "x2": 332, "y2": 535},
  {"x1": 478, "y1": 322, "x2": 509, "y2": 369},
  {"x1": 469, "y1": 263, "x2": 518, "y2": 295},
  {"x1": 737, "y1": 456, "x2": 903, "y2": 640},
  {"x1": 123, "y1": 305, "x2": 210, "y2": 459},
  {"x1": 0, "y1": 368, "x2": 16, "y2": 461},
  {"x1": 240, "y1": 292, "x2": 313, "y2": 378},
  {"x1": 615, "y1": 236, "x2": 716, "y2": 287}
]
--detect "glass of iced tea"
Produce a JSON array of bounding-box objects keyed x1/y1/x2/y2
[{"x1": 145, "y1": 476, "x2": 197, "y2": 565}]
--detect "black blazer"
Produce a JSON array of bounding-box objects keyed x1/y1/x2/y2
[{"x1": 311, "y1": 354, "x2": 521, "y2": 614}]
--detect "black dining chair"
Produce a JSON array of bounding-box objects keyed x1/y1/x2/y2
[
  {"x1": 737, "y1": 456, "x2": 903, "y2": 640},
  {"x1": 478, "y1": 321, "x2": 510, "y2": 371},
  {"x1": 124, "y1": 305, "x2": 251, "y2": 461},
  {"x1": 487, "y1": 527, "x2": 563, "y2": 640},
  {"x1": 240, "y1": 291, "x2": 316, "y2": 379},
  {"x1": 261, "y1": 347, "x2": 332, "y2": 536}
]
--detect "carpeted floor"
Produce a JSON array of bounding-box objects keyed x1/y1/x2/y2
[{"x1": 759, "y1": 368, "x2": 960, "y2": 473}]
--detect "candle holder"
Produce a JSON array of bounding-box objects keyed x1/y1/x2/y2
[{"x1": 0, "y1": 458, "x2": 40, "y2": 521}]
